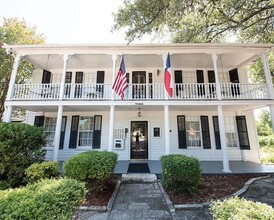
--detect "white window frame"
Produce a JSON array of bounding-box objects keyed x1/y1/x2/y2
[
  {"x1": 77, "y1": 116, "x2": 94, "y2": 148},
  {"x1": 224, "y1": 116, "x2": 238, "y2": 148},
  {"x1": 185, "y1": 116, "x2": 202, "y2": 148},
  {"x1": 44, "y1": 117, "x2": 57, "y2": 148}
]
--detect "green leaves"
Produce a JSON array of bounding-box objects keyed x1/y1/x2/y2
[
  {"x1": 112, "y1": 0, "x2": 274, "y2": 44},
  {"x1": 160, "y1": 154, "x2": 201, "y2": 193}
]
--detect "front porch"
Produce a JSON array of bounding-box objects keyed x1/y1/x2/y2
[{"x1": 114, "y1": 160, "x2": 274, "y2": 175}]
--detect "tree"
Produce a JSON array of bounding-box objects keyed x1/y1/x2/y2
[
  {"x1": 0, "y1": 18, "x2": 45, "y2": 120},
  {"x1": 256, "y1": 109, "x2": 272, "y2": 136},
  {"x1": 112, "y1": 0, "x2": 274, "y2": 81}
]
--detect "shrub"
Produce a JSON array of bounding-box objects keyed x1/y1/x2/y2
[
  {"x1": 258, "y1": 135, "x2": 274, "y2": 148},
  {"x1": 0, "y1": 178, "x2": 86, "y2": 220},
  {"x1": 160, "y1": 154, "x2": 201, "y2": 193},
  {"x1": 0, "y1": 122, "x2": 46, "y2": 190},
  {"x1": 63, "y1": 151, "x2": 117, "y2": 190},
  {"x1": 210, "y1": 197, "x2": 274, "y2": 220},
  {"x1": 25, "y1": 161, "x2": 60, "y2": 183}
]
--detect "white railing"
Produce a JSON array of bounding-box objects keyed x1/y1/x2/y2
[
  {"x1": 12, "y1": 83, "x2": 269, "y2": 100},
  {"x1": 13, "y1": 84, "x2": 60, "y2": 100},
  {"x1": 220, "y1": 83, "x2": 268, "y2": 99}
]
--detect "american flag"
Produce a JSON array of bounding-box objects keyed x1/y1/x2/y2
[{"x1": 112, "y1": 55, "x2": 128, "y2": 99}]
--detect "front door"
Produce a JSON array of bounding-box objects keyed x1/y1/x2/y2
[
  {"x1": 131, "y1": 121, "x2": 148, "y2": 159},
  {"x1": 132, "y1": 71, "x2": 146, "y2": 99}
]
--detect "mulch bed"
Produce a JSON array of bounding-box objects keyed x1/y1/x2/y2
[
  {"x1": 82, "y1": 177, "x2": 117, "y2": 206},
  {"x1": 165, "y1": 174, "x2": 262, "y2": 204}
]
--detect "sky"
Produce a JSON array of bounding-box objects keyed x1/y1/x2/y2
[{"x1": 0, "y1": 0, "x2": 151, "y2": 44}]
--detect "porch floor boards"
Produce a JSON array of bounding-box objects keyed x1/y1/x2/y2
[{"x1": 114, "y1": 160, "x2": 274, "y2": 175}]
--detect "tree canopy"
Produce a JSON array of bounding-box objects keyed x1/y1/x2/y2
[
  {"x1": 113, "y1": 0, "x2": 274, "y2": 44},
  {"x1": 0, "y1": 18, "x2": 45, "y2": 120},
  {"x1": 113, "y1": 0, "x2": 274, "y2": 82}
]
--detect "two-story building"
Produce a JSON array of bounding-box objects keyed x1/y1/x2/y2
[{"x1": 3, "y1": 43, "x2": 274, "y2": 172}]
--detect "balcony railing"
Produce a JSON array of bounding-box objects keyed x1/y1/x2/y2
[{"x1": 12, "y1": 83, "x2": 269, "y2": 101}]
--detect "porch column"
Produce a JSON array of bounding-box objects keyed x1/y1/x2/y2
[
  {"x1": 4, "y1": 54, "x2": 22, "y2": 122},
  {"x1": 261, "y1": 53, "x2": 274, "y2": 99},
  {"x1": 261, "y1": 53, "x2": 274, "y2": 132},
  {"x1": 53, "y1": 105, "x2": 63, "y2": 161},
  {"x1": 111, "y1": 54, "x2": 118, "y2": 100},
  {"x1": 164, "y1": 105, "x2": 170, "y2": 155},
  {"x1": 217, "y1": 105, "x2": 231, "y2": 172},
  {"x1": 108, "y1": 105, "x2": 115, "y2": 151},
  {"x1": 3, "y1": 106, "x2": 12, "y2": 122},
  {"x1": 59, "y1": 54, "x2": 71, "y2": 101},
  {"x1": 211, "y1": 53, "x2": 222, "y2": 100}
]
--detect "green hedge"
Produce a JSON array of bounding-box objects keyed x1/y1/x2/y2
[
  {"x1": 63, "y1": 151, "x2": 117, "y2": 184},
  {"x1": 0, "y1": 122, "x2": 46, "y2": 190},
  {"x1": 161, "y1": 154, "x2": 201, "y2": 193},
  {"x1": 25, "y1": 161, "x2": 60, "y2": 183},
  {"x1": 0, "y1": 178, "x2": 86, "y2": 220},
  {"x1": 210, "y1": 197, "x2": 274, "y2": 220}
]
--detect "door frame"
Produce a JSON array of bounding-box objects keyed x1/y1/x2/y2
[{"x1": 130, "y1": 120, "x2": 148, "y2": 160}]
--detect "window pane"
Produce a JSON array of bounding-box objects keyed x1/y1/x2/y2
[
  {"x1": 78, "y1": 116, "x2": 94, "y2": 147},
  {"x1": 186, "y1": 116, "x2": 201, "y2": 147},
  {"x1": 44, "y1": 117, "x2": 57, "y2": 147}
]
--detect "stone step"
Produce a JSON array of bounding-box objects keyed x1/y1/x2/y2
[{"x1": 122, "y1": 174, "x2": 157, "y2": 183}]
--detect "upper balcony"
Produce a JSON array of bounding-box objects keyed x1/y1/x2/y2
[{"x1": 12, "y1": 82, "x2": 269, "y2": 101}]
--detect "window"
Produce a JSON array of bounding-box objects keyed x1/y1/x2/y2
[
  {"x1": 224, "y1": 116, "x2": 238, "y2": 147},
  {"x1": 186, "y1": 116, "x2": 201, "y2": 147},
  {"x1": 44, "y1": 117, "x2": 57, "y2": 147},
  {"x1": 78, "y1": 116, "x2": 94, "y2": 147}
]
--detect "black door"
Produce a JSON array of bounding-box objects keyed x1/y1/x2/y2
[
  {"x1": 175, "y1": 70, "x2": 183, "y2": 97},
  {"x1": 229, "y1": 68, "x2": 240, "y2": 96},
  {"x1": 208, "y1": 70, "x2": 216, "y2": 96},
  {"x1": 131, "y1": 121, "x2": 148, "y2": 159}
]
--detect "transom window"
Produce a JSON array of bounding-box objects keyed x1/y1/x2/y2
[
  {"x1": 44, "y1": 117, "x2": 57, "y2": 147},
  {"x1": 224, "y1": 116, "x2": 238, "y2": 147},
  {"x1": 78, "y1": 116, "x2": 94, "y2": 147},
  {"x1": 186, "y1": 116, "x2": 201, "y2": 147}
]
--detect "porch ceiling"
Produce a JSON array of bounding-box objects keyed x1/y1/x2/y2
[{"x1": 7, "y1": 43, "x2": 270, "y2": 71}]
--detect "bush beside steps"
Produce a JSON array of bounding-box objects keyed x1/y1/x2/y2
[{"x1": 0, "y1": 178, "x2": 86, "y2": 220}]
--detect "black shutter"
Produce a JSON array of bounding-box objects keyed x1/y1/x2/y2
[
  {"x1": 236, "y1": 116, "x2": 250, "y2": 150},
  {"x1": 69, "y1": 116, "x2": 79, "y2": 149},
  {"x1": 75, "y1": 72, "x2": 83, "y2": 98},
  {"x1": 59, "y1": 116, "x2": 67, "y2": 149},
  {"x1": 201, "y1": 116, "x2": 211, "y2": 149},
  {"x1": 177, "y1": 115, "x2": 187, "y2": 149},
  {"x1": 196, "y1": 70, "x2": 205, "y2": 96},
  {"x1": 175, "y1": 70, "x2": 183, "y2": 97},
  {"x1": 208, "y1": 70, "x2": 216, "y2": 96},
  {"x1": 229, "y1": 68, "x2": 240, "y2": 96},
  {"x1": 213, "y1": 116, "x2": 221, "y2": 149},
  {"x1": 96, "y1": 71, "x2": 105, "y2": 96},
  {"x1": 42, "y1": 70, "x2": 51, "y2": 84},
  {"x1": 92, "y1": 115, "x2": 102, "y2": 149},
  {"x1": 34, "y1": 116, "x2": 45, "y2": 127}
]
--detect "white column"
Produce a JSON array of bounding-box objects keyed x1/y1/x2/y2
[
  {"x1": 111, "y1": 54, "x2": 118, "y2": 100},
  {"x1": 3, "y1": 106, "x2": 12, "y2": 122},
  {"x1": 6, "y1": 54, "x2": 22, "y2": 100},
  {"x1": 53, "y1": 105, "x2": 63, "y2": 161},
  {"x1": 217, "y1": 105, "x2": 231, "y2": 172},
  {"x1": 269, "y1": 105, "x2": 274, "y2": 133},
  {"x1": 261, "y1": 53, "x2": 274, "y2": 99},
  {"x1": 108, "y1": 105, "x2": 115, "y2": 151},
  {"x1": 59, "y1": 54, "x2": 70, "y2": 101},
  {"x1": 211, "y1": 53, "x2": 222, "y2": 100},
  {"x1": 164, "y1": 105, "x2": 170, "y2": 155}
]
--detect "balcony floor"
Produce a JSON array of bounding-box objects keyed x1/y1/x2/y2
[{"x1": 114, "y1": 160, "x2": 274, "y2": 175}]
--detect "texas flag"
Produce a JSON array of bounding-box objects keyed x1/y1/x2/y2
[{"x1": 164, "y1": 53, "x2": 173, "y2": 97}]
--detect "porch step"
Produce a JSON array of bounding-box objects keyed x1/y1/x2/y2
[{"x1": 122, "y1": 174, "x2": 157, "y2": 183}]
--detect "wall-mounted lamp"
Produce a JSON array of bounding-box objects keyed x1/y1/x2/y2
[
  {"x1": 137, "y1": 108, "x2": 142, "y2": 117},
  {"x1": 156, "y1": 69, "x2": 160, "y2": 76}
]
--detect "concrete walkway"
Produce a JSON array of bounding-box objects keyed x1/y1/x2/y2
[{"x1": 77, "y1": 175, "x2": 274, "y2": 220}]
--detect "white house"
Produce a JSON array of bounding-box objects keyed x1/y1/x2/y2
[{"x1": 3, "y1": 43, "x2": 274, "y2": 172}]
